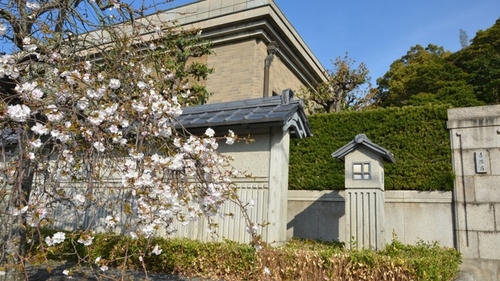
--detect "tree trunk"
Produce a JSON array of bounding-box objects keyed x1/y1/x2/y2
[
  {"x1": 0, "y1": 196, "x2": 27, "y2": 281},
  {"x1": 333, "y1": 100, "x2": 341, "y2": 112},
  {"x1": 0, "y1": 140, "x2": 35, "y2": 280}
]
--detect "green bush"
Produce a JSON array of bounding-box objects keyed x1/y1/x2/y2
[
  {"x1": 27, "y1": 230, "x2": 257, "y2": 280},
  {"x1": 28, "y1": 231, "x2": 461, "y2": 281},
  {"x1": 290, "y1": 104, "x2": 454, "y2": 191},
  {"x1": 381, "y1": 238, "x2": 462, "y2": 281}
]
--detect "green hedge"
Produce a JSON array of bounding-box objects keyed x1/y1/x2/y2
[{"x1": 290, "y1": 104, "x2": 454, "y2": 191}]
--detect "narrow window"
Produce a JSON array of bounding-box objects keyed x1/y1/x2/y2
[{"x1": 352, "y1": 162, "x2": 371, "y2": 180}]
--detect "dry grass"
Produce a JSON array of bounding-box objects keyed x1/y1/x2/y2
[
  {"x1": 254, "y1": 247, "x2": 416, "y2": 281},
  {"x1": 28, "y1": 231, "x2": 460, "y2": 281}
]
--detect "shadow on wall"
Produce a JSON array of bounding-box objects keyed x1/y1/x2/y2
[{"x1": 287, "y1": 190, "x2": 345, "y2": 243}]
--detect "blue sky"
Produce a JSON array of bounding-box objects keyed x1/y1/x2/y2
[
  {"x1": 166, "y1": 0, "x2": 500, "y2": 85},
  {"x1": 272, "y1": 0, "x2": 500, "y2": 84},
  {"x1": 4, "y1": 0, "x2": 499, "y2": 85}
]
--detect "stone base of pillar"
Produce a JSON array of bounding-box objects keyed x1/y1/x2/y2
[{"x1": 345, "y1": 188, "x2": 385, "y2": 250}]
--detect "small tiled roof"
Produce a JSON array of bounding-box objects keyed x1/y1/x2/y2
[
  {"x1": 177, "y1": 89, "x2": 312, "y2": 139},
  {"x1": 332, "y1": 134, "x2": 396, "y2": 163}
]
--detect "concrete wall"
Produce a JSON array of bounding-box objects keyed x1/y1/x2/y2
[
  {"x1": 170, "y1": 132, "x2": 273, "y2": 243},
  {"x1": 344, "y1": 147, "x2": 385, "y2": 189},
  {"x1": 343, "y1": 148, "x2": 386, "y2": 249},
  {"x1": 448, "y1": 105, "x2": 500, "y2": 281},
  {"x1": 287, "y1": 191, "x2": 344, "y2": 242},
  {"x1": 287, "y1": 190, "x2": 454, "y2": 247},
  {"x1": 216, "y1": 129, "x2": 271, "y2": 177},
  {"x1": 48, "y1": 129, "x2": 291, "y2": 245},
  {"x1": 385, "y1": 191, "x2": 454, "y2": 247}
]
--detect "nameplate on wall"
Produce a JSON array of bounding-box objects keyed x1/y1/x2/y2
[{"x1": 474, "y1": 150, "x2": 489, "y2": 174}]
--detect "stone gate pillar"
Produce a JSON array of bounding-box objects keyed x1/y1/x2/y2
[
  {"x1": 332, "y1": 134, "x2": 395, "y2": 250},
  {"x1": 447, "y1": 105, "x2": 500, "y2": 281}
]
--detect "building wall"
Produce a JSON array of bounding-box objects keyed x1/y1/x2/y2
[
  {"x1": 47, "y1": 130, "x2": 289, "y2": 244},
  {"x1": 216, "y1": 132, "x2": 271, "y2": 177},
  {"x1": 269, "y1": 54, "x2": 306, "y2": 97},
  {"x1": 171, "y1": 128, "x2": 289, "y2": 244},
  {"x1": 162, "y1": 0, "x2": 327, "y2": 103},
  {"x1": 84, "y1": 0, "x2": 327, "y2": 103},
  {"x1": 206, "y1": 39, "x2": 264, "y2": 103},
  {"x1": 205, "y1": 39, "x2": 310, "y2": 103},
  {"x1": 169, "y1": 0, "x2": 270, "y2": 23},
  {"x1": 287, "y1": 190, "x2": 455, "y2": 247}
]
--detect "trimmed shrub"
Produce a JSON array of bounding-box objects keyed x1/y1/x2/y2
[
  {"x1": 290, "y1": 104, "x2": 454, "y2": 191},
  {"x1": 380, "y1": 238, "x2": 462, "y2": 281},
  {"x1": 28, "y1": 231, "x2": 461, "y2": 281}
]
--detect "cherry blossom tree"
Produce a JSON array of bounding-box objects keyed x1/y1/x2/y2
[{"x1": 0, "y1": 0, "x2": 258, "y2": 278}]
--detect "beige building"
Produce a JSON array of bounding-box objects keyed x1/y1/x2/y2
[{"x1": 156, "y1": 0, "x2": 327, "y2": 103}]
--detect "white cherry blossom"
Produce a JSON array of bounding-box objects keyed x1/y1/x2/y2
[
  {"x1": 104, "y1": 215, "x2": 119, "y2": 228},
  {"x1": 45, "y1": 232, "x2": 65, "y2": 246},
  {"x1": 30, "y1": 139, "x2": 42, "y2": 148},
  {"x1": 137, "y1": 81, "x2": 148, "y2": 89},
  {"x1": 7, "y1": 104, "x2": 31, "y2": 122},
  {"x1": 77, "y1": 235, "x2": 93, "y2": 246},
  {"x1": 108, "y1": 78, "x2": 121, "y2": 89},
  {"x1": 151, "y1": 244, "x2": 162, "y2": 255},
  {"x1": 226, "y1": 130, "x2": 236, "y2": 145},
  {"x1": 93, "y1": 142, "x2": 105, "y2": 152},
  {"x1": 31, "y1": 123, "x2": 49, "y2": 135},
  {"x1": 77, "y1": 98, "x2": 90, "y2": 110},
  {"x1": 26, "y1": 2, "x2": 40, "y2": 9},
  {"x1": 205, "y1": 128, "x2": 215, "y2": 137},
  {"x1": 0, "y1": 22, "x2": 260, "y2": 271},
  {"x1": 74, "y1": 194, "x2": 85, "y2": 204}
]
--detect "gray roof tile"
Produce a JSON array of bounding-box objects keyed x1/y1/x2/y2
[
  {"x1": 332, "y1": 134, "x2": 396, "y2": 163},
  {"x1": 177, "y1": 89, "x2": 312, "y2": 138}
]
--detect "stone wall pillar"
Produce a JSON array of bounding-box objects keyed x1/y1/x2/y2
[
  {"x1": 266, "y1": 127, "x2": 290, "y2": 244},
  {"x1": 344, "y1": 188, "x2": 385, "y2": 250},
  {"x1": 448, "y1": 105, "x2": 500, "y2": 281}
]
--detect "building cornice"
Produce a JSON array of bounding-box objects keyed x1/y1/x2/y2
[
  {"x1": 152, "y1": 1, "x2": 328, "y2": 87},
  {"x1": 79, "y1": 1, "x2": 328, "y2": 88}
]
